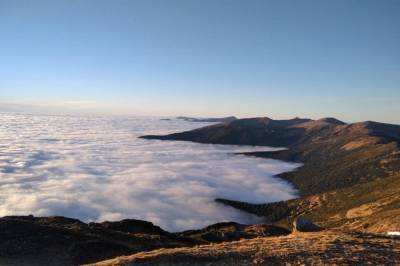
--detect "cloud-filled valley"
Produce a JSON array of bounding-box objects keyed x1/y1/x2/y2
[{"x1": 0, "y1": 113, "x2": 300, "y2": 231}]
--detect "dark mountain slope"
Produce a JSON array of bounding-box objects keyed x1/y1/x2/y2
[
  {"x1": 0, "y1": 216, "x2": 287, "y2": 266},
  {"x1": 179, "y1": 222, "x2": 290, "y2": 243},
  {"x1": 0, "y1": 216, "x2": 195, "y2": 266},
  {"x1": 141, "y1": 117, "x2": 312, "y2": 146},
  {"x1": 140, "y1": 117, "x2": 400, "y2": 195},
  {"x1": 141, "y1": 117, "x2": 399, "y2": 149}
]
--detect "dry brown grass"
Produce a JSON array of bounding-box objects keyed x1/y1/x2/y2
[
  {"x1": 86, "y1": 230, "x2": 400, "y2": 265},
  {"x1": 341, "y1": 138, "x2": 378, "y2": 151}
]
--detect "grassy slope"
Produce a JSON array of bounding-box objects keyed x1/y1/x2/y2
[
  {"x1": 217, "y1": 173, "x2": 400, "y2": 234},
  {"x1": 245, "y1": 140, "x2": 400, "y2": 196},
  {"x1": 87, "y1": 230, "x2": 400, "y2": 266}
]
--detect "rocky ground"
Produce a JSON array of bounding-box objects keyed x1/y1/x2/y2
[{"x1": 87, "y1": 230, "x2": 400, "y2": 265}]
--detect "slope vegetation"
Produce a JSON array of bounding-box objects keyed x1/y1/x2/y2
[
  {"x1": 217, "y1": 173, "x2": 400, "y2": 234},
  {"x1": 87, "y1": 230, "x2": 400, "y2": 266}
]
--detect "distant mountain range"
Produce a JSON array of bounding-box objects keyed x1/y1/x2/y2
[
  {"x1": 141, "y1": 117, "x2": 400, "y2": 195},
  {"x1": 175, "y1": 116, "x2": 237, "y2": 123}
]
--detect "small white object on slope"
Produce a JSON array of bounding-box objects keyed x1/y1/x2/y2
[{"x1": 387, "y1": 231, "x2": 400, "y2": 237}]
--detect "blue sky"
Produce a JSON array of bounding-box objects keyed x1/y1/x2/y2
[{"x1": 0, "y1": 0, "x2": 399, "y2": 123}]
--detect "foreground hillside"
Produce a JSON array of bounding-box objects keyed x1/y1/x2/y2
[
  {"x1": 87, "y1": 230, "x2": 400, "y2": 266},
  {"x1": 0, "y1": 216, "x2": 288, "y2": 265},
  {"x1": 0, "y1": 216, "x2": 191, "y2": 265}
]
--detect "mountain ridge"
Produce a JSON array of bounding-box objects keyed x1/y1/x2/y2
[{"x1": 140, "y1": 116, "x2": 400, "y2": 195}]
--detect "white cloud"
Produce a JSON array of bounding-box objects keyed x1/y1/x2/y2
[{"x1": 0, "y1": 114, "x2": 299, "y2": 231}]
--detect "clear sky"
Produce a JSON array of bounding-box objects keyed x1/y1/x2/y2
[{"x1": 1, "y1": 0, "x2": 399, "y2": 123}]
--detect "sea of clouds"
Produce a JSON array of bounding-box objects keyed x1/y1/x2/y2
[{"x1": 0, "y1": 113, "x2": 300, "y2": 231}]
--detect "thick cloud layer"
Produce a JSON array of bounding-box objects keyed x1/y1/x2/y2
[{"x1": 0, "y1": 113, "x2": 300, "y2": 231}]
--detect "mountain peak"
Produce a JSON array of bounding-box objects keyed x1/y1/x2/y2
[{"x1": 317, "y1": 117, "x2": 346, "y2": 125}]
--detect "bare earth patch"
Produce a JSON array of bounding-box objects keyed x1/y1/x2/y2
[
  {"x1": 341, "y1": 138, "x2": 377, "y2": 151},
  {"x1": 346, "y1": 203, "x2": 375, "y2": 219}
]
